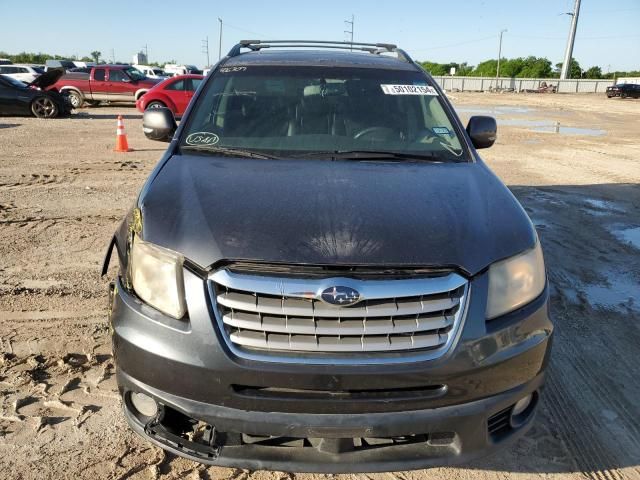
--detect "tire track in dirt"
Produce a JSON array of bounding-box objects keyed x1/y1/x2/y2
[{"x1": 545, "y1": 369, "x2": 625, "y2": 480}]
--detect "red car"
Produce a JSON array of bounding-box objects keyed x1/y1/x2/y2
[{"x1": 135, "y1": 74, "x2": 203, "y2": 116}]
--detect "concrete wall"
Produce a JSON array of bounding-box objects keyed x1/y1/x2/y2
[
  {"x1": 432, "y1": 76, "x2": 615, "y2": 93},
  {"x1": 617, "y1": 77, "x2": 640, "y2": 85}
]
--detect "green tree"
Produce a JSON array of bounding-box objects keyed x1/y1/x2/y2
[
  {"x1": 555, "y1": 57, "x2": 582, "y2": 78},
  {"x1": 90, "y1": 51, "x2": 101, "y2": 63},
  {"x1": 470, "y1": 59, "x2": 498, "y2": 77},
  {"x1": 584, "y1": 66, "x2": 603, "y2": 78}
]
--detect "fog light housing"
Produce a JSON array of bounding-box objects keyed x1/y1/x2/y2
[
  {"x1": 513, "y1": 394, "x2": 532, "y2": 416},
  {"x1": 510, "y1": 392, "x2": 537, "y2": 428},
  {"x1": 129, "y1": 392, "x2": 158, "y2": 418}
]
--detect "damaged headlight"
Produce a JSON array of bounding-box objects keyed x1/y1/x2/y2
[
  {"x1": 486, "y1": 241, "x2": 546, "y2": 320},
  {"x1": 130, "y1": 236, "x2": 187, "y2": 319}
]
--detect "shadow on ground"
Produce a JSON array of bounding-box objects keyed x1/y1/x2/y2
[{"x1": 459, "y1": 183, "x2": 640, "y2": 478}]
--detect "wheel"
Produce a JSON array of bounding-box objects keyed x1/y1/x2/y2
[
  {"x1": 86, "y1": 100, "x2": 101, "y2": 107},
  {"x1": 620, "y1": 92, "x2": 628, "y2": 99},
  {"x1": 145, "y1": 101, "x2": 167, "y2": 110},
  {"x1": 67, "y1": 90, "x2": 84, "y2": 108},
  {"x1": 31, "y1": 96, "x2": 59, "y2": 118}
]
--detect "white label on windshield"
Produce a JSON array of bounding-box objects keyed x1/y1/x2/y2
[
  {"x1": 380, "y1": 84, "x2": 439, "y2": 96},
  {"x1": 185, "y1": 132, "x2": 219, "y2": 146}
]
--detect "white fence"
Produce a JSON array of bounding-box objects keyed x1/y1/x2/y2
[{"x1": 432, "y1": 76, "x2": 615, "y2": 93}]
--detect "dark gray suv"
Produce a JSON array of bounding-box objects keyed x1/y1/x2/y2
[{"x1": 103, "y1": 40, "x2": 553, "y2": 473}]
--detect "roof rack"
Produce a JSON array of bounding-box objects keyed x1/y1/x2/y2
[{"x1": 227, "y1": 40, "x2": 413, "y2": 63}]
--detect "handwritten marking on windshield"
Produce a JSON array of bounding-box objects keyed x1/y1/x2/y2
[{"x1": 185, "y1": 132, "x2": 220, "y2": 146}]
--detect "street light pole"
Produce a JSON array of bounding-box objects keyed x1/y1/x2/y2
[
  {"x1": 218, "y1": 18, "x2": 223, "y2": 61},
  {"x1": 496, "y1": 29, "x2": 507, "y2": 89},
  {"x1": 560, "y1": 0, "x2": 581, "y2": 79}
]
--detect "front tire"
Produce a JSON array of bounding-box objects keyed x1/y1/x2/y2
[
  {"x1": 67, "y1": 90, "x2": 84, "y2": 108},
  {"x1": 620, "y1": 92, "x2": 628, "y2": 99},
  {"x1": 145, "y1": 101, "x2": 167, "y2": 110},
  {"x1": 31, "y1": 96, "x2": 59, "y2": 118}
]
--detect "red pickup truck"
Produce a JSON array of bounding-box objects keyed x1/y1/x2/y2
[{"x1": 48, "y1": 65, "x2": 160, "y2": 108}]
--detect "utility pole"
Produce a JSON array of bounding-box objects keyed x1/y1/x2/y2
[
  {"x1": 111, "y1": 48, "x2": 115, "y2": 64},
  {"x1": 218, "y1": 18, "x2": 223, "y2": 61},
  {"x1": 560, "y1": 0, "x2": 581, "y2": 80},
  {"x1": 496, "y1": 29, "x2": 507, "y2": 89},
  {"x1": 202, "y1": 37, "x2": 210, "y2": 67},
  {"x1": 344, "y1": 14, "x2": 354, "y2": 50}
]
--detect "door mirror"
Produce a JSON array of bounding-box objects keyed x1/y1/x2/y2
[
  {"x1": 466, "y1": 116, "x2": 497, "y2": 149},
  {"x1": 143, "y1": 108, "x2": 177, "y2": 142}
]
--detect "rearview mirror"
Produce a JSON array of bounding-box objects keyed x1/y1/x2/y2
[
  {"x1": 466, "y1": 116, "x2": 497, "y2": 149},
  {"x1": 143, "y1": 108, "x2": 177, "y2": 142}
]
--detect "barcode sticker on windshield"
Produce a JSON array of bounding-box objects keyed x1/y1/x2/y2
[{"x1": 380, "y1": 84, "x2": 439, "y2": 96}]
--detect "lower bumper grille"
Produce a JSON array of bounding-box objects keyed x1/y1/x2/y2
[{"x1": 209, "y1": 267, "x2": 468, "y2": 361}]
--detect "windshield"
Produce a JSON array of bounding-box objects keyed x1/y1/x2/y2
[
  {"x1": 125, "y1": 67, "x2": 146, "y2": 81},
  {"x1": 180, "y1": 66, "x2": 467, "y2": 161}
]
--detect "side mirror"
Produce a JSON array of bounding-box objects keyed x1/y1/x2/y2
[
  {"x1": 466, "y1": 116, "x2": 497, "y2": 149},
  {"x1": 143, "y1": 108, "x2": 177, "y2": 142}
]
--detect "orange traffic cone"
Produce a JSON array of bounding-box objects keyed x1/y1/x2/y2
[{"x1": 114, "y1": 115, "x2": 132, "y2": 152}]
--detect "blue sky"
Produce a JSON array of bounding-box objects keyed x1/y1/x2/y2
[{"x1": 1, "y1": 0, "x2": 638, "y2": 71}]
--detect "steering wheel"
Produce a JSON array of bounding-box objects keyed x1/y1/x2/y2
[{"x1": 353, "y1": 126, "x2": 397, "y2": 141}]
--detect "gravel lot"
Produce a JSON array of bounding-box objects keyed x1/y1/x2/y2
[{"x1": 1, "y1": 93, "x2": 639, "y2": 480}]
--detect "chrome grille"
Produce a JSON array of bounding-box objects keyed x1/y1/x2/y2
[{"x1": 209, "y1": 269, "x2": 468, "y2": 360}]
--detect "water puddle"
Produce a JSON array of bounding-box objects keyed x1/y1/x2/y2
[
  {"x1": 583, "y1": 272, "x2": 638, "y2": 311},
  {"x1": 455, "y1": 105, "x2": 533, "y2": 115},
  {"x1": 611, "y1": 225, "x2": 640, "y2": 250},
  {"x1": 583, "y1": 199, "x2": 625, "y2": 216},
  {"x1": 532, "y1": 124, "x2": 605, "y2": 136},
  {"x1": 454, "y1": 104, "x2": 605, "y2": 136}
]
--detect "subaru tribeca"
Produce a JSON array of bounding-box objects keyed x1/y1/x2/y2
[{"x1": 103, "y1": 40, "x2": 553, "y2": 473}]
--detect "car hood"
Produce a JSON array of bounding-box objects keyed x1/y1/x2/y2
[
  {"x1": 29, "y1": 68, "x2": 64, "y2": 89},
  {"x1": 139, "y1": 154, "x2": 536, "y2": 275}
]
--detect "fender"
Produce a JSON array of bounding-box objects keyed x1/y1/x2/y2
[
  {"x1": 59, "y1": 86, "x2": 83, "y2": 97},
  {"x1": 135, "y1": 88, "x2": 150, "y2": 101}
]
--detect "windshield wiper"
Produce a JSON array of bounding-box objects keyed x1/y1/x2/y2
[
  {"x1": 297, "y1": 150, "x2": 446, "y2": 162},
  {"x1": 180, "y1": 145, "x2": 280, "y2": 159}
]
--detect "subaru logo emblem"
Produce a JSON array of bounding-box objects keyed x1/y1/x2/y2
[{"x1": 320, "y1": 286, "x2": 361, "y2": 306}]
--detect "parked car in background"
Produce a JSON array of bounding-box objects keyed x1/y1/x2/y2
[
  {"x1": 606, "y1": 83, "x2": 640, "y2": 98},
  {"x1": 0, "y1": 64, "x2": 44, "y2": 83},
  {"x1": 0, "y1": 59, "x2": 13, "y2": 65},
  {"x1": 0, "y1": 69, "x2": 72, "y2": 118},
  {"x1": 45, "y1": 59, "x2": 76, "y2": 72},
  {"x1": 134, "y1": 65, "x2": 168, "y2": 79},
  {"x1": 107, "y1": 40, "x2": 553, "y2": 473},
  {"x1": 135, "y1": 74, "x2": 203, "y2": 116},
  {"x1": 49, "y1": 65, "x2": 161, "y2": 108},
  {"x1": 164, "y1": 64, "x2": 203, "y2": 76}
]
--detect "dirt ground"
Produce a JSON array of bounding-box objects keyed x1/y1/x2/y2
[{"x1": 1, "y1": 92, "x2": 639, "y2": 480}]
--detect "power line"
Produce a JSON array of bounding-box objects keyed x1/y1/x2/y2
[{"x1": 412, "y1": 35, "x2": 495, "y2": 52}]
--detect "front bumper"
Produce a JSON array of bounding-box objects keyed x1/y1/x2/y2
[
  {"x1": 119, "y1": 369, "x2": 543, "y2": 473},
  {"x1": 111, "y1": 268, "x2": 553, "y2": 472}
]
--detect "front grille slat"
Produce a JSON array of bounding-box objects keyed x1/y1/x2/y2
[
  {"x1": 223, "y1": 311, "x2": 454, "y2": 336},
  {"x1": 211, "y1": 268, "x2": 468, "y2": 359},
  {"x1": 218, "y1": 292, "x2": 460, "y2": 318}
]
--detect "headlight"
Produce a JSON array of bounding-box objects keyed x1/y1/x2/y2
[
  {"x1": 486, "y1": 242, "x2": 546, "y2": 320},
  {"x1": 130, "y1": 236, "x2": 187, "y2": 319}
]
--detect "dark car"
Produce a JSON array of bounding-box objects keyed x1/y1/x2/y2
[
  {"x1": 0, "y1": 69, "x2": 72, "y2": 118},
  {"x1": 606, "y1": 83, "x2": 640, "y2": 98},
  {"x1": 104, "y1": 40, "x2": 552, "y2": 473}
]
